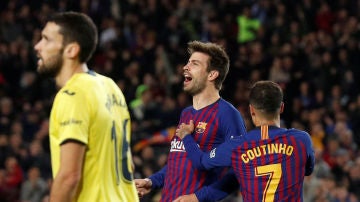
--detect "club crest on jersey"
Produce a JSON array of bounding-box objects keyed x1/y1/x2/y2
[{"x1": 195, "y1": 122, "x2": 207, "y2": 133}]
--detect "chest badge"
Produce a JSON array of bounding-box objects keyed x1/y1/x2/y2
[{"x1": 195, "y1": 122, "x2": 207, "y2": 133}]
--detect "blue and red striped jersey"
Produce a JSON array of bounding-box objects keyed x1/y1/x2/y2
[
  {"x1": 184, "y1": 125, "x2": 315, "y2": 202},
  {"x1": 149, "y1": 98, "x2": 247, "y2": 202}
]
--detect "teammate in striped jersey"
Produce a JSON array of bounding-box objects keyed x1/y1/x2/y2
[
  {"x1": 135, "y1": 41, "x2": 247, "y2": 201},
  {"x1": 175, "y1": 80, "x2": 315, "y2": 202}
]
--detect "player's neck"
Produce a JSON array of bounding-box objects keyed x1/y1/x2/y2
[
  {"x1": 255, "y1": 118, "x2": 280, "y2": 128},
  {"x1": 256, "y1": 121, "x2": 279, "y2": 127},
  {"x1": 56, "y1": 62, "x2": 89, "y2": 87},
  {"x1": 192, "y1": 90, "x2": 220, "y2": 110}
]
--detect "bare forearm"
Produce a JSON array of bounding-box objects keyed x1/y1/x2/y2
[
  {"x1": 50, "y1": 174, "x2": 80, "y2": 202},
  {"x1": 50, "y1": 142, "x2": 85, "y2": 202}
]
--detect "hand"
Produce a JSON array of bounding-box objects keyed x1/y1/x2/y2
[
  {"x1": 173, "y1": 194, "x2": 199, "y2": 202},
  {"x1": 176, "y1": 120, "x2": 195, "y2": 139},
  {"x1": 134, "y1": 178, "x2": 152, "y2": 198}
]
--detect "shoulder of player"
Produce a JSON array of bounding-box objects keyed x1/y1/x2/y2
[
  {"x1": 217, "y1": 98, "x2": 235, "y2": 109},
  {"x1": 287, "y1": 128, "x2": 309, "y2": 135},
  {"x1": 227, "y1": 136, "x2": 245, "y2": 146},
  {"x1": 217, "y1": 98, "x2": 241, "y2": 116},
  {"x1": 215, "y1": 137, "x2": 245, "y2": 154},
  {"x1": 286, "y1": 128, "x2": 312, "y2": 141},
  {"x1": 58, "y1": 73, "x2": 101, "y2": 98},
  {"x1": 181, "y1": 105, "x2": 194, "y2": 114}
]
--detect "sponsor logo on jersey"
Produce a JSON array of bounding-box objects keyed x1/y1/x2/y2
[
  {"x1": 195, "y1": 122, "x2": 207, "y2": 133},
  {"x1": 60, "y1": 118, "x2": 82, "y2": 126},
  {"x1": 170, "y1": 139, "x2": 185, "y2": 152},
  {"x1": 63, "y1": 89, "x2": 76, "y2": 96}
]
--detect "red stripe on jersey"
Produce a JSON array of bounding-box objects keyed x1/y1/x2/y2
[
  {"x1": 205, "y1": 105, "x2": 219, "y2": 151},
  {"x1": 199, "y1": 103, "x2": 218, "y2": 149}
]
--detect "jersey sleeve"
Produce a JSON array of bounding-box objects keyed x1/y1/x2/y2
[
  {"x1": 219, "y1": 101, "x2": 247, "y2": 140},
  {"x1": 183, "y1": 135, "x2": 234, "y2": 170},
  {"x1": 303, "y1": 132, "x2": 315, "y2": 176},
  {"x1": 149, "y1": 165, "x2": 167, "y2": 189},
  {"x1": 194, "y1": 186, "x2": 227, "y2": 202},
  {"x1": 195, "y1": 169, "x2": 239, "y2": 202},
  {"x1": 53, "y1": 87, "x2": 90, "y2": 145}
]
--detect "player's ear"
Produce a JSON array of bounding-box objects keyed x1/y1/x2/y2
[
  {"x1": 249, "y1": 104, "x2": 255, "y2": 116},
  {"x1": 208, "y1": 70, "x2": 219, "y2": 81},
  {"x1": 64, "y1": 42, "x2": 80, "y2": 59},
  {"x1": 279, "y1": 102, "x2": 284, "y2": 114}
]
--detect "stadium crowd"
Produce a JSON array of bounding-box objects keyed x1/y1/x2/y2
[{"x1": 0, "y1": 0, "x2": 359, "y2": 201}]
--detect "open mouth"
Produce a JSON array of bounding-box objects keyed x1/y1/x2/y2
[
  {"x1": 37, "y1": 58, "x2": 43, "y2": 66},
  {"x1": 184, "y1": 74, "x2": 192, "y2": 84},
  {"x1": 36, "y1": 54, "x2": 42, "y2": 64}
]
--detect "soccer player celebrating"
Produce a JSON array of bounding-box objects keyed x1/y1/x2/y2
[
  {"x1": 34, "y1": 12, "x2": 138, "y2": 201},
  {"x1": 175, "y1": 80, "x2": 315, "y2": 202},
  {"x1": 135, "y1": 41, "x2": 247, "y2": 201}
]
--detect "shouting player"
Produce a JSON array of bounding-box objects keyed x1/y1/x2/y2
[{"x1": 135, "y1": 41, "x2": 247, "y2": 201}]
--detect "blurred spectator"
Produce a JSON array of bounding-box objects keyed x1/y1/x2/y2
[
  {"x1": 332, "y1": 185, "x2": 359, "y2": 202},
  {"x1": 0, "y1": 168, "x2": 18, "y2": 202},
  {"x1": 348, "y1": 158, "x2": 360, "y2": 199},
  {"x1": 323, "y1": 136, "x2": 340, "y2": 168},
  {"x1": 313, "y1": 148, "x2": 331, "y2": 179},
  {"x1": 0, "y1": 96, "x2": 16, "y2": 134},
  {"x1": 8, "y1": 133, "x2": 27, "y2": 163},
  {"x1": 236, "y1": 6, "x2": 261, "y2": 43},
  {"x1": 130, "y1": 84, "x2": 150, "y2": 121},
  {"x1": 22, "y1": 140, "x2": 51, "y2": 179},
  {"x1": 268, "y1": 56, "x2": 290, "y2": 84},
  {"x1": 315, "y1": 2, "x2": 335, "y2": 34},
  {"x1": 310, "y1": 122, "x2": 326, "y2": 151},
  {"x1": 0, "y1": 134, "x2": 11, "y2": 168},
  {"x1": 20, "y1": 166, "x2": 48, "y2": 202},
  {"x1": 3, "y1": 156, "x2": 23, "y2": 201}
]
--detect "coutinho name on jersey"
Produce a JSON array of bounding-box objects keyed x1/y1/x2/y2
[{"x1": 241, "y1": 143, "x2": 294, "y2": 163}]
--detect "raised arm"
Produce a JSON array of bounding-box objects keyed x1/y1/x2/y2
[{"x1": 176, "y1": 121, "x2": 234, "y2": 170}]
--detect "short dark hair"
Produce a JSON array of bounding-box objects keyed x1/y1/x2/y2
[
  {"x1": 249, "y1": 81, "x2": 283, "y2": 114},
  {"x1": 48, "y1": 11, "x2": 98, "y2": 63},
  {"x1": 187, "y1": 41, "x2": 230, "y2": 90}
]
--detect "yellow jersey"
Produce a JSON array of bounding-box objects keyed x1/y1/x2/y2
[{"x1": 49, "y1": 71, "x2": 139, "y2": 202}]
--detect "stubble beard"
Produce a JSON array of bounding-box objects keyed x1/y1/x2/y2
[
  {"x1": 184, "y1": 76, "x2": 207, "y2": 96},
  {"x1": 37, "y1": 52, "x2": 63, "y2": 78}
]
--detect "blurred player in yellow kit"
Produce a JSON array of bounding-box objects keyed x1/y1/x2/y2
[{"x1": 34, "y1": 11, "x2": 139, "y2": 202}]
